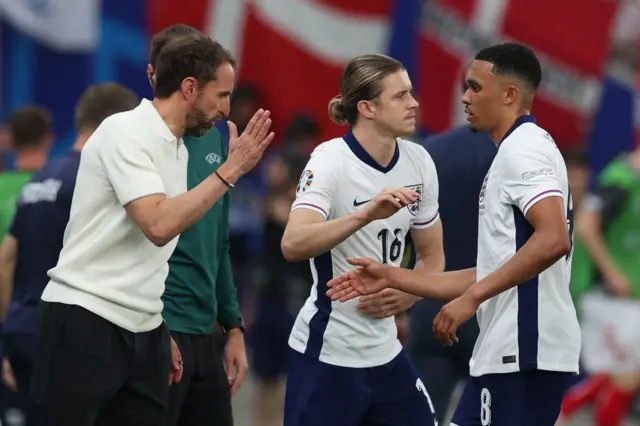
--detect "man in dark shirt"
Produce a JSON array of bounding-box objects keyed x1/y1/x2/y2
[
  {"x1": 405, "y1": 81, "x2": 497, "y2": 424},
  {"x1": 0, "y1": 83, "x2": 138, "y2": 413}
]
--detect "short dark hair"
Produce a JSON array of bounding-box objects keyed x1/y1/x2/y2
[
  {"x1": 153, "y1": 35, "x2": 236, "y2": 99},
  {"x1": 475, "y1": 43, "x2": 542, "y2": 92},
  {"x1": 75, "y1": 83, "x2": 139, "y2": 132},
  {"x1": 149, "y1": 24, "x2": 201, "y2": 69},
  {"x1": 9, "y1": 106, "x2": 52, "y2": 149}
]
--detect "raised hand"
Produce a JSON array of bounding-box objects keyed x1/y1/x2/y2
[
  {"x1": 224, "y1": 109, "x2": 275, "y2": 180},
  {"x1": 361, "y1": 187, "x2": 419, "y2": 222},
  {"x1": 326, "y1": 258, "x2": 391, "y2": 302}
]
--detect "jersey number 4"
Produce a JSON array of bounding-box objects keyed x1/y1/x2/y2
[{"x1": 378, "y1": 229, "x2": 403, "y2": 264}]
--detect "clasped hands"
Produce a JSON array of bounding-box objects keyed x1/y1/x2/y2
[{"x1": 326, "y1": 258, "x2": 479, "y2": 346}]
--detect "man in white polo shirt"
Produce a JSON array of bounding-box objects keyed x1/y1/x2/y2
[{"x1": 27, "y1": 35, "x2": 274, "y2": 426}]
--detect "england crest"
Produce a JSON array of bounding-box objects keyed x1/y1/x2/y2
[{"x1": 405, "y1": 184, "x2": 423, "y2": 216}]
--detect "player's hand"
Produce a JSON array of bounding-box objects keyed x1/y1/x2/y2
[
  {"x1": 169, "y1": 337, "x2": 183, "y2": 386},
  {"x1": 224, "y1": 329, "x2": 248, "y2": 397},
  {"x1": 1, "y1": 357, "x2": 16, "y2": 391},
  {"x1": 326, "y1": 258, "x2": 391, "y2": 302},
  {"x1": 223, "y1": 109, "x2": 275, "y2": 181},
  {"x1": 603, "y1": 269, "x2": 631, "y2": 298},
  {"x1": 433, "y1": 291, "x2": 479, "y2": 346},
  {"x1": 361, "y1": 187, "x2": 419, "y2": 222},
  {"x1": 358, "y1": 288, "x2": 420, "y2": 319}
]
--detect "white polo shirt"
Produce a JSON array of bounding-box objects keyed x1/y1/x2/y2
[{"x1": 42, "y1": 99, "x2": 188, "y2": 333}]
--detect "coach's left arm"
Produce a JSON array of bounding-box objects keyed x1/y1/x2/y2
[
  {"x1": 215, "y1": 192, "x2": 248, "y2": 397},
  {"x1": 0, "y1": 233, "x2": 17, "y2": 319}
]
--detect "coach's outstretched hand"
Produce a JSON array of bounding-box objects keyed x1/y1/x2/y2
[
  {"x1": 225, "y1": 109, "x2": 275, "y2": 178},
  {"x1": 361, "y1": 187, "x2": 419, "y2": 222},
  {"x1": 326, "y1": 258, "x2": 391, "y2": 302}
]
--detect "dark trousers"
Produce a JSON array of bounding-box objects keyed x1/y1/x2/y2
[
  {"x1": 167, "y1": 331, "x2": 232, "y2": 426},
  {"x1": 28, "y1": 302, "x2": 171, "y2": 426},
  {"x1": 3, "y1": 333, "x2": 37, "y2": 413},
  {"x1": 406, "y1": 298, "x2": 479, "y2": 423}
]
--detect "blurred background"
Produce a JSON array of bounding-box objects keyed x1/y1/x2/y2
[{"x1": 0, "y1": 0, "x2": 639, "y2": 425}]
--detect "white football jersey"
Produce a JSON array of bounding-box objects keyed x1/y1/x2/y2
[
  {"x1": 288, "y1": 130, "x2": 440, "y2": 368},
  {"x1": 471, "y1": 116, "x2": 581, "y2": 377}
]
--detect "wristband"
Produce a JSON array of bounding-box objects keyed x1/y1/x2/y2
[{"x1": 215, "y1": 170, "x2": 235, "y2": 188}]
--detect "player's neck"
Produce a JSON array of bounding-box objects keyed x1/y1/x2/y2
[
  {"x1": 14, "y1": 149, "x2": 47, "y2": 171},
  {"x1": 71, "y1": 131, "x2": 93, "y2": 152},
  {"x1": 491, "y1": 110, "x2": 530, "y2": 146},
  {"x1": 351, "y1": 125, "x2": 397, "y2": 167},
  {"x1": 153, "y1": 97, "x2": 187, "y2": 138}
]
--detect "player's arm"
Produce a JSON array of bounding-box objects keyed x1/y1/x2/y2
[
  {"x1": 411, "y1": 149, "x2": 445, "y2": 275},
  {"x1": 281, "y1": 203, "x2": 372, "y2": 261},
  {"x1": 385, "y1": 266, "x2": 477, "y2": 300},
  {"x1": 105, "y1": 112, "x2": 271, "y2": 247},
  {"x1": 464, "y1": 147, "x2": 571, "y2": 305},
  {"x1": 281, "y1": 147, "x2": 368, "y2": 261},
  {"x1": 575, "y1": 187, "x2": 630, "y2": 294},
  {"x1": 0, "y1": 233, "x2": 17, "y2": 319}
]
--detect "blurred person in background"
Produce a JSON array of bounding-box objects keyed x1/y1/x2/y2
[
  {"x1": 281, "y1": 114, "x2": 321, "y2": 157},
  {"x1": 148, "y1": 25, "x2": 249, "y2": 426},
  {"x1": 557, "y1": 149, "x2": 640, "y2": 426},
  {"x1": 0, "y1": 125, "x2": 11, "y2": 172},
  {"x1": 0, "y1": 83, "x2": 139, "y2": 421},
  {"x1": 223, "y1": 84, "x2": 267, "y2": 314},
  {"x1": 0, "y1": 107, "x2": 52, "y2": 236},
  {"x1": 250, "y1": 149, "x2": 309, "y2": 426},
  {"x1": 402, "y1": 70, "x2": 497, "y2": 425}
]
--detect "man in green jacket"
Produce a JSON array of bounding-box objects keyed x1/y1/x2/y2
[{"x1": 149, "y1": 25, "x2": 252, "y2": 426}]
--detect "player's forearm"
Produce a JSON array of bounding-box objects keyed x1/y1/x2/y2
[
  {"x1": 466, "y1": 230, "x2": 570, "y2": 304},
  {"x1": 281, "y1": 211, "x2": 370, "y2": 261},
  {"x1": 147, "y1": 163, "x2": 239, "y2": 246},
  {"x1": 0, "y1": 259, "x2": 15, "y2": 319},
  {"x1": 407, "y1": 250, "x2": 446, "y2": 302},
  {"x1": 576, "y1": 212, "x2": 620, "y2": 278},
  {"x1": 384, "y1": 266, "x2": 476, "y2": 301}
]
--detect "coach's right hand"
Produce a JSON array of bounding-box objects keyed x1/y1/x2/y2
[
  {"x1": 361, "y1": 187, "x2": 419, "y2": 222},
  {"x1": 221, "y1": 109, "x2": 275, "y2": 183}
]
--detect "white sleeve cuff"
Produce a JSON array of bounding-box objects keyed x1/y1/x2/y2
[
  {"x1": 521, "y1": 189, "x2": 564, "y2": 216},
  {"x1": 412, "y1": 212, "x2": 440, "y2": 229},
  {"x1": 291, "y1": 202, "x2": 329, "y2": 220}
]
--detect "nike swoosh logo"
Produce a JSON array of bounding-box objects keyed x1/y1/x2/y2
[{"x1": 353, "y1": 198, "x2": 371, "y2": 207}]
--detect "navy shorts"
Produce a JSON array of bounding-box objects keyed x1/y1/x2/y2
[
  {"x1": 284, "y1": 349, "x2": 437, "y2": 426},
  {"x1": 248, "y1": 300, "x2": 295, "y2": 380},
  {"x1": 451, "y1": 370, "x2": 575, "y2": 426}
]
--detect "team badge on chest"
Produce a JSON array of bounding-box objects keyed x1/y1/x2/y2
[{"x1": 405, "y1": 183, "x2": 423, "y2": 216}]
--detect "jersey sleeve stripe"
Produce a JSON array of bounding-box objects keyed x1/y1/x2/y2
[
  {"x1": 522, "y1": 189, "x2": 564, "y2": 213},
  {"x1": 414, "y1": 212, "x2": 439, "y2": 227},
  {"x1": 291, "y1": 202, "x2": 328, "y2": 219}
]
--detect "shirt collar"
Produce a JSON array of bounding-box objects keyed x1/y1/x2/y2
[
  {"x1": 342, "y1": 128, "x2": 400, "y2": 173},
  {"x1": 138, "y1": 98, "x2": 179, "y2": 144},
  {"x1": 500, "y1": 115, "x2": 537, "y2": 144}
]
